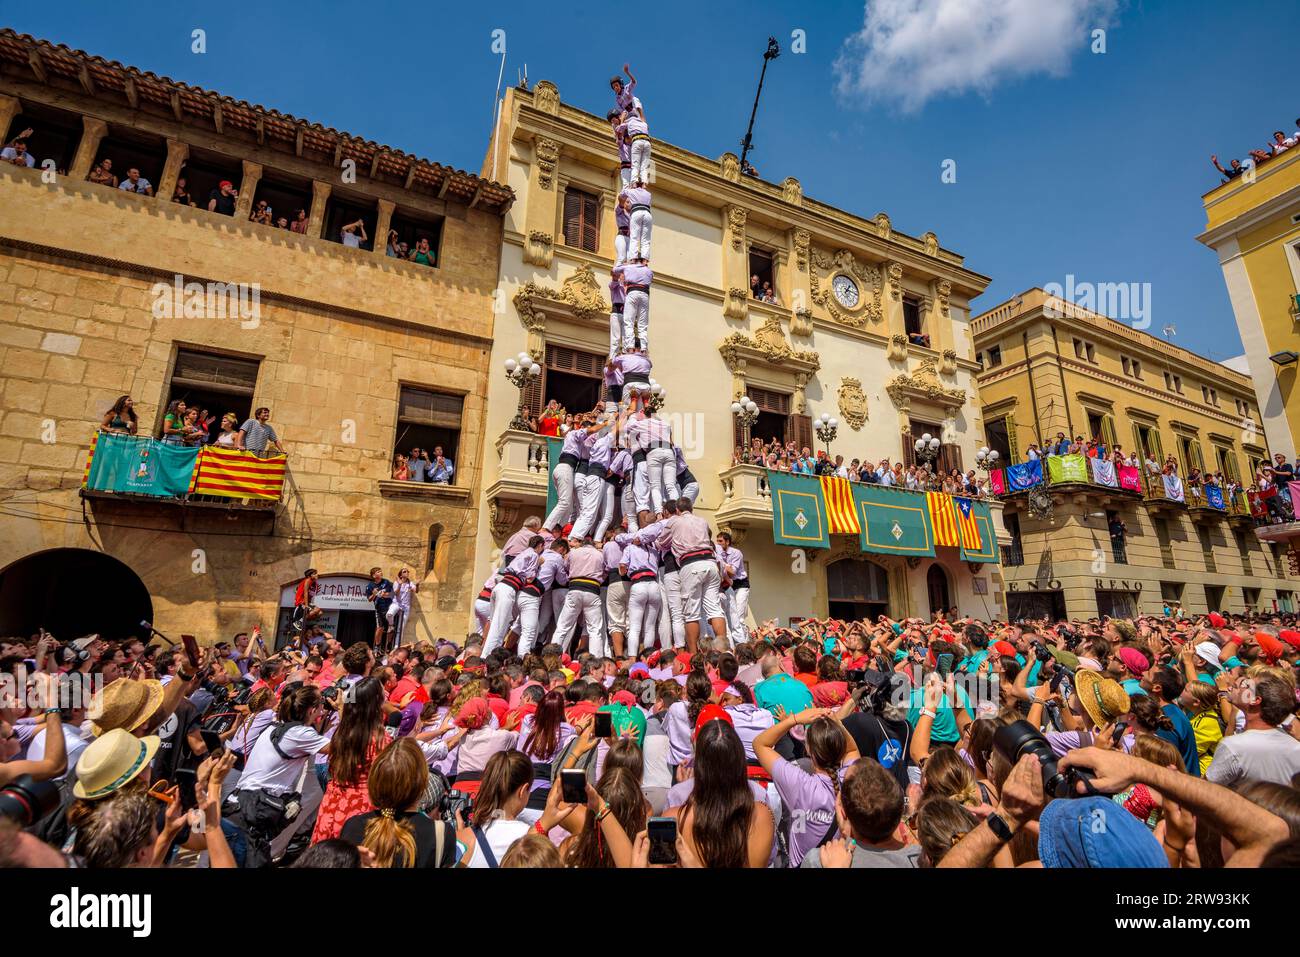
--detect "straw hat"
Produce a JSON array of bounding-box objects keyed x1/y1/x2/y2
[
  {"x1": 73, "y1": 728, "x2": 161, "y2": 799},
  {"x1": 1073, "y1": 670, "x2": 1131, "y2": 729},
  {"x1": 89, "y1": 678, "x2": 164, "y2": 736}
]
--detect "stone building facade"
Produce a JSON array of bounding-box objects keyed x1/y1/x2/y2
[{"x1": 0, "y1": 31, "x2": 511, "y2": 645}]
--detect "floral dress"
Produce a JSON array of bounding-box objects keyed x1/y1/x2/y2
[{"x1": 311, "y1": 734, "x2": 388, "y2": 844}]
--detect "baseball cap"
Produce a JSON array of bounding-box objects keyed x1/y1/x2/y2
[{"x1": 1039, "y1": 796, "x2": 1169, "y2": 868}]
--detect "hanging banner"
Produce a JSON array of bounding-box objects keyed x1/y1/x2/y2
[
  {"x1": 1005, "y1": 459, "x2": 1043, "y2": 490},
  {"x1": 853, "y1": 484, "x2": 934, "y2": 557},
  {"x1": 820, "y1": 475, "x2": 861, "y2": 535},
  {"x1": 959, "y1": 499, "x2": 999, "y2": 564},
  {"x1": 545, "y1": 436, "x2": 563, "y2": 517},
  {"x1": 768, "y1": 471, "x2": 830, "y2": 548},
  {"x1": 83, "y1": 433, "x2": 199, "y2": 497},
  {"x1": 1204, "y1": 485, "x2": 1226, "y2": 510},
  {"x1": 193, "y1": 446, "x2": 287, "y2": 499},
  {"x1": 1090, "y1": 458, "x2": 1118, "y2": 488},
  {"x1": 1046, "y1": 453, "x2": 1088, "y2": 484},
  {"x1": 989, "y1": 469, "x2": 1007, "y2": 496},
  {"x1": 1117, "y1": 465, "x2": 1143, "y2": 492},
  {"x1": 1162, "y1": 473, "x2": 1186, "y2": 503}
]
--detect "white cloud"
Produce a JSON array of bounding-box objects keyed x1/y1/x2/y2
[{"x1": 834, "y1": 0, "x2": 1119, "y2": 112}]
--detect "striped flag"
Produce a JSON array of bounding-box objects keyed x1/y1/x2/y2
[
  {"x1": 193, "y1": 447, "x2": 287, "y2": 499},
  {"x1": 952, "y1": 495, "x2": 982, "y2": 551},
  {"x1": 927, "y1": 491, "x2": 960, "y2": 547},
  {"x1": 82, "y1": 431, "x2": 99, "y2": 487},
  {"x1": 820, "y1": 475, "x2": 861, "y2": 535}
]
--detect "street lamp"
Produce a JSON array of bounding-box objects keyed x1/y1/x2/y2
[
  {"x1": 974, "y1": 446, "x2": 1001, "y2": 473},
  {"x1": 731, "y1": 395, "x2": 760, "y2": 457},
  {"x1": 504, "y1": 350, "x2": 541, "y2": 431},
  {"x1": 645, "y1": 378, "x2": 666, "y2": 414},
  {"x1": 815, "y1": 412, "x2": 838, "y2": 456},
  {"x1": 914, "y1": 432, "x2": 942, "y2": 473}
]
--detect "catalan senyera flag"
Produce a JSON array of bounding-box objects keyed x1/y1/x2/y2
[
  {"x1": 952, "y1": 495, "x2": 982, "y2": 551},
  {"x1": 926, "y1": 491, "x2": 960, "y2": 547},
  {"x1": 192, "y1": 446, "x2": 287, "y2": 499},
  {"x1": 819, "y1": 475, "x2": 861, "y2": 535}
]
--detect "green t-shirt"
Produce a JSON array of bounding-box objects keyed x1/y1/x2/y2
[{"x1": 907, "y1": 684, "x2": 971, "y2": 744}]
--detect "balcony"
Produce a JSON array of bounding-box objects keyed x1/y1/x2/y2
[
  {"x1": 714, "y1": 464, "x2": 773, "y2": 534},
  {"x1": 1001, "y1": 540, "x2": 1025, "y2": 567},
  {"x1": 484, "y1": 429, "x2": 553, "y2": 535}
]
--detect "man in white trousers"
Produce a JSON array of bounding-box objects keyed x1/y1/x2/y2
[
  {"x1": 473, "y1": 571, "x2": 498, "y2": 638},
  {"x1": 653, "y1": 501, "x2": 688, "y2": 650},
  {"x1": 553, "y1": 536, "x2": 606, "y2": 656},
  {"x1": 607, "y1": 274, "x2": 625, "y2": 363},
  {"x1": 572, "y1": 420, "x2": 616, "y2": 540},
  {"x1": 674, "y1": 445, "x2": 699, "y2": 506},
  {"x1": 613, "y1": 191, "x2": 631, "y2": 265},
  {"x1": 617, "y1": 109, "x2": 651, "y2": 186},
  {"x1": 601, "y1": 529, "x2": 628, "y2": 657},
  {"x1": 715, "y1": 532, "x2": 750, "y2": 646},
  {"x1": 626, "y1": 409, "x2": 673, "y2": 524},
  {"x1": 620, "y1": 183, "x2": 652, "y2": 262},
  {"x1": 656, "y1": 498, "x2": 726, "y2": 655},
  {"x1": 620, "y1": 533, "x2": 661, "y2": 657},
  {"x1": 608, "y1": 109, "x2": 632, "y2": 190},
  {"x1": 596, "y1": 444, "x2": 632, "y2": 541},
  {"x1": 519, "y1": 539, "x2": 569, "y2": 655},
  {"x1": 611, "y1": 261, "x2": 652, "y2": 353},
  {"x1": 543, "y1": 422, "x2": 588, "y2": 532},
  {"x1": 484, "y1": 537, "x2": 544, "y2": 655},
  {"x1": 609, "y1": 349, "x2": 651, "y2": 405}
]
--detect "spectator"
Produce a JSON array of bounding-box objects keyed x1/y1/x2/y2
[
  {"x1": 236, "y1": 407, "x2": 284, "y2": 455},
  {"x1": 172, "y1": 176, "x2": 196, "y2": 206},
  {"x1": 290, "y1": 208, "x2": 309, "y2": 234},
  {"x1": 392, "y1": 453, "x2": 410, "y2": 480},
  {"x1": 386, "y1": 230, "x2": 402, "y2": 258},
  {"x1": 100, "y1": 395, "x2": 138, "y2": 435},
  {"x1": 340, "y1": 219, "x2": 368, "y2": 249},
  {"x1": 427, "y1": 446, "x2": 454, "y2": 484},
  {"x1": 250, "y1": 199, "x2": 273, "y2": 225},
  {"x1": 409, "y1": 237, "x2": 436, "y2": 267},
  {"x1": 118, "y1": 167, "x2": 154, "y2": 196},
  {"x1": 1206, "y1": 674, "x2": 1300, "y2": 787},
  {"x1": 87, "y1": 157, "x2": 118, "y2": 187},
  {"x1": 406, "y1": 447, "x2": 432, "y2": 482},
  {"x1": 1, "y1": 135, "x2": 35, "y2": 168},
  {"x1": 208, "y1": 180, "x2": 237, "y2": 215}
]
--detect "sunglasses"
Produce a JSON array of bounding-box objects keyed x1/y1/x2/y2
[{"x1": 148, "y1": 780, "x2": 179, "y2": 804}]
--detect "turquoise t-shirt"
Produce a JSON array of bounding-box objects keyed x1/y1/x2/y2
[
  {"x1": 754, "y1": 673, "x2": 814, "y2": 719},
  {"x1": 907, "y1": 685, "x2": 971, "y2": 744}
]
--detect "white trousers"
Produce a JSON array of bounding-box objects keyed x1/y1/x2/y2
[
  {"x1": 623, "y1": 290, "x2": 649, "y2": 352},
  {"x1": 539, "y1": 587, "x2": 566, "y2": 639},
  {"x1": 484, "y1": 582, "x2": 520, "y2": 655},
  {"x1": 473, "y1": 598, "x2": 491, "y2": 633},
  {"x1": 605, "y1": 580, "x2": 630, "y2": 637},
  {"x1": 621, "y1": 479, "x2": 637, "y2": 527},
  {"x1": 628, "y1": 209, "x2": 652, "y2": 261},
  {"x1": 620, "y1": 165, "x2": 632, "y2": 189},
  {"x1": 726, "y1": 586, "x2": 751, "y2": 644},
  {"x1": 679, "y1": 479, "x2": 699, "y2": 506},
  {"x1": 592, "y1": 480, "x2": 617, "y2": 540},
  {"x1": 609, "y1": 310, "x2": 623, "y2": 359},
  {"x1": 544, "y1": 463, "x2": 576, "y2": 531},
  {"x1": 678, "y1": 561, "x2": 723, "y2": 623},
  {"x1": 646, "y1": 447, "x2": 679, "y2": 514},
  {"x1": 662, "y1": 569, "x2": 686, "y2": 648},
  {"x1": 632, "y1": 457, "x2": 651, "y2": 514},
  {"x1": 571, "y1": 471, "x2": 603, "y2": 539},
  {"x1": 554, "y1": 589, "x2": 605, "y2": 656},
  {"x1": 614, "y1": 232, "x2": 628, "y2": 266},
  {"x1": 627, "y1": 579, "x2": 662, "y2": 656},
  {"x1": 385, "y1": 604, "x2": 408, "y2": 645},
  {"x1": 630, "y1": 139, "x2": 651, "y2": 185},
  {"x1": 515, "y1": 590, "x2": 543, "y2": 655}
]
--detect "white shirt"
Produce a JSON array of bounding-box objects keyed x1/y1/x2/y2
[
  {"x1": 341, "y1": 231, "x2": 362, "y2": 248},
  {"x1": 28, "y1": 721, "x2": 93, "y2": 780},
  {"x1": 235, "y1": 723, "x2": 329, "y2": 794},
  {"x1": 1205, "y1": 727, "x2": 1300, "y2": 787},
  {"x1": 463, "y1": 818, "x2": 530, "y2": 867},
  {"x1": 118, "y1": 177, "x2": 152, "y2": 193}
]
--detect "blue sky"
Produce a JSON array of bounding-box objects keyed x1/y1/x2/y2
[{"x1": 8, "y1": 0, "x2": 1298, "y2": 360}]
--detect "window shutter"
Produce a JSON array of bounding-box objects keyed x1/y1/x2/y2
[
  {"x1": 1101, "y1": 415, "x2": 1118, "y2": 452},
  {"x1": 1005, "y1": 412, "x2": 1020, "y2": 462},
  {"x1": 523, "y1": 372, "x2": 543, "y2": 417},
  {"x1": 1131, "y1": 423, "x2": 1144, "y2": 460},
  {"x1": 790, "y1": 413, "x2": 812, "y2": 452},
  {"x1": 1190, "y1": 439, "x2": 1205, "y2": 472},
  {"x1": 1150, "y1": 430, "x2": 1165, "y2": 465},
  {"x1": 563, "y1": 190, "x2": 581, "y2": 248},
  {"x1": 940, "y1": 443, "x2": 963, "y2": 474},
  {"x1": 398, "y1": 387, "x2": 464, "y2": 429},
  {"x1": 734, "y1": 415, "x2": 745, "y2": 458},
  {"x1": 582, "y1": 192, "x2": 599, "y2": 252}
]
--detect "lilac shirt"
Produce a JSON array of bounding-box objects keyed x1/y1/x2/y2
[
  {"x1": 559, "y1": 427, "x2": 588, "y2": 458},
  {"x1": 609, "y1": 450, "x2": 632, "y2": 478},
  {"x1": 613, "y1": 263, "x2": 653, "y2": 288},
  {"x1": 627, "y1": 415, "x2": 673, "y2": 451},
  {"x1": 537, "y1": 549, "x2": 569, "y2": 590},
  {"x1": 621, "y1": 540, "x2": 658, "y2": 576},
  {"x1": 609, "y1": 279, "x2": 625, "y2": 305},
  {"x1": 771, "y1": 756, "x2": 857, "y2": 868},
  {"x1": 616, "y1": 79, "x2": 638, "y2": 114},
  {"x1": 726, "y1": 704, "x2": 775, "y2": 760},
  {"x1": 622, "y1": 186, "x2": 651, "y2": 209},
  {"x1": 586, "y1": 431, "x2": 615, "y2": 470},
  {"x1": 615, "y1": 205, "x2": 631, "y2": 231},
  {"x1": 620, "y1": 115, "x2": 648, "y2": 137},
  {"x1": 615, "y1": 353, "x2": 651, "y2": 378},
  {"x1": 506, "y1": 549, "x2": 541, "y2": 582},
  {"x1": 716, "y1": 545, "x2": 747, "y2": 581},
  {"x1": 566, "y1": 545, "x2": 605, "y2": 582},
  {"x1": 602, "y1": 540, "x2": 624, "y2": 575}
]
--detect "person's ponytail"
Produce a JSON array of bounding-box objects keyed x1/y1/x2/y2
[{"x1": 362, "y1": 810, "x2": 417, "y2": 868}]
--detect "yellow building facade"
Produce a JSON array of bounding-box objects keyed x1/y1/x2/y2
[
  {"x1": 972, "y1": 289, "x2": 1294, "y2": 619},
  {"x1": 0, "y1": 32, "x2": 511, "y2": 645},
  {"x1": 473, "y1": 80, "x2": 1011, "y2": 625}
]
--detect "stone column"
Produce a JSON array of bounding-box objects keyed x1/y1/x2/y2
[
  {"x1": 156, "y1": 138, "x2": 189, "y2": 205},
  {"x1": 722, "y1": 205, "x2": 749, "y2": 320},
  {"x1": 0, "y1": 95, "x2": 21, "y2": 146},
  {"x1": 234, "y1": 160, "x2": 262, "y2": 219},
  {"x1": 373, "y1": 198, "x2": 395, "y2": 257},
  {"x1": 308, "y1": 180, "x2": 332, "y2": 239},
  {"x1": 69, "y1": 115, "x2": 108, "y2": 181},
  {"x1": 884, "y1": 261, "x2": 908, "y2": 360}
]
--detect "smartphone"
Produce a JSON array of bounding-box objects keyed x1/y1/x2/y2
[
  {"x1": 845, "y1": 669, "x2": 866, "y2": 686},
  {"x1": 1111, "y1": 720, "x2": 1129, "y2": 747},
  {"x1": 593, "y1": 711, "x2": 613, "y2": 738},
  {"x1": 647, "y1": 816, "x2": 678, "y2": 865},
  {"x1": 560, "y1": 769, "x2": 587, "y2": 805},
  {"x1": 937, "y1": 653, "x2": 954, "y2": 679},
  {"x1": 181, "y1": 633, "x2": 201, "y2": 671}
]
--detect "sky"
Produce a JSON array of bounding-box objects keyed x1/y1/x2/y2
[{"x1": 7, "y1": 0, "x2": 1299, "y2": 361}]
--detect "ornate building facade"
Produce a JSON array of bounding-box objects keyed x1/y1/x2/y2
[
  {"x1": 473, "y1": 80, "x2": 1009, "y2": 625},
  {"x1": 0, "y1": 32, "x2": 511, "y2": 644}
]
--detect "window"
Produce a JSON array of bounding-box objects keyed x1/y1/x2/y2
[
  {"x1": 542, "y1": 345, "x2": 605, "y2": 420},
  {"x1": 742, "y1": 386, "x2": 792, "y2": 448},
  {"x1": 562, "y1": 187, "x2": 599, "y2": 252},
  {"x1": 985, "y1": 416, "x2": 1014, "y2": 463},
  {"x1": 1121, "y1": 355, "x2": 1142, "y2": 378},
  {"x1": 1152, "y1": 516, "x2": 1175, "y2": 570},
  {"x1": 1001, "y1": 512, "x2": 1023, "y2": 566},
  {"x1": 94, "y1": 126, "x2": 168, "y2": 197},
  {"x1": 1234, "y1": 530, "x2": 1253, "y2": 576},
  {"x1": 905, "y1": 418, "x2": 961, "y2": 472},
  {"x1": 903, "y1": 297, "x2": 928, "y2": 347},
  {"x1": 986, "y1": 344, "x2": 1003, "y2": 367},
  {"x1": 1160, "y1": 582, "x2": 1184, "y2": 603},
  {"x1": 1073, "y1": 338, "x2": 1085, "y2": 360},
  {"x1": 163, "y1": 347, "x2": 261, "y2": 443},
  {"x1": 182, "y1": 148, "x2": 243, "y2": 214},
  {"x1": 250, "y1": 170, "x2": 313, "y2": 231},
  {"x1": 426, "y1": 523, "x2": 443, "y2": 575},
  {"x1": 1072, "y1": 338, "x2": 1096, "y2": 362},
  {"x1": 395, "y1": 387, "x2": 464, "y2": 481},
  {"x1": 1235, "y1": 398, "x2": 1251, "y2": 416},
  {"x1": 8, "y1": 106, "x2": 82, "y2": 175},
  {"x1": 389, "y1": 209, "x2": 443, "y2": 266},
  {"x1": 748, "y1": 248, "x2": 775, "y2": 300},
  {"x1": 975, "y1": 352, "x2": 984, "y2": 369},
  {"x1": 1164, "y1": 372, "x2": 1182, "y2": 393}
]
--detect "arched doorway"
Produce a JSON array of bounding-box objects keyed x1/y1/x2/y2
[
  {"x1": 0, "y1": 548, "x2": 153, "y2": 642},
  {"x1": 927, "y1": 564, "x2": 951, "y2": 618},
  {"x1": 827, "y1": 559, "x2": 890, "y2": 622}
]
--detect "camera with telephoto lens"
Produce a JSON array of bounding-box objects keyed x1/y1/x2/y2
[
  {"x1": 993, "y1": 720, "x2": 1097, "y2": 799},
  {"x1": 0, "y1": 774, "x2": 61, "y2": 827}
]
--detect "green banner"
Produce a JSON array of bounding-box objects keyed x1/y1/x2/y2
[
  {"x1": 958, "y1": 499, "x2": 999, "y2": 564},
  {"x1": 852, "y1": 483, "x2": 935, "y2": 557},
  {"x1": 1046, "y1": 453, "x2": 1088, "y2": 484},
  {"x1": 545, "y1": 436, "x2": 562, "y2": 517},
  {"x1": 768, "y1": 471, "x2": 830, "y2": 548},
  {"x1": 85, "y1": 433, "x2": 198, "y2": 497}
]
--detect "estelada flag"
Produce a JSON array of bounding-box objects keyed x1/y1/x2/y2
[
  {"x1": 927, "y1": 491, "x2": 960, "y2": 547},
  {"x1": 820, "y1": 475, "x2": 861, "y2": 535},
  {"x1": 952, "y1": 495, "x2": 982, "y2": 551}
]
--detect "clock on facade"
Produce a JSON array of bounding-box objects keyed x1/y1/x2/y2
[{"x1": 832, "y1": 274, "x2": 859, "y2": 309}]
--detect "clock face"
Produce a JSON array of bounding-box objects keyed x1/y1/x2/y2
[{"x1": 832, "y1": 274, "x2": 860, "y2": 309}]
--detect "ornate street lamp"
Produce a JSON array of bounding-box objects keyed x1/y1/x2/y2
[
  {"x1": 644, "y1": 378, "x2": 667, "y2": 414},
  {"x1": 815, "y1": 412, "x2": 838, "y2": 456},
  {"x1": 914, "y1": 432, "x2": 942, "y2": 473},
  {"x1": 731, "y1": 395, "x2": 760, "y2": 457},
  {"x1": 974, "y1": 446, "x2": 1001, "y2": 473},
  {"x1": 504, "y1": 350, "x2": 540, "y2": 431}
]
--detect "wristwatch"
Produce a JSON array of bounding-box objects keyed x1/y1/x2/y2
[{"x1": 986, "y1": 811, "x2": 1015, "y2": 843}]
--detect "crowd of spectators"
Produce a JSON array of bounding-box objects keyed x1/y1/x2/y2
[
  {"x1": 1210, "y1": 117, "x2": 1300, "y2": 182},
  {"x1": 98, "y1": 394, "x2": 284, "y2": 456}
]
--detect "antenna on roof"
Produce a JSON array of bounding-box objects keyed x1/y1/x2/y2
[
  {"x1": 518, "y1": 64, "x2": 529, "y2": 91},
  {"x1": 1162, "y1": 324, "x2": 1177, "y2": 338}
]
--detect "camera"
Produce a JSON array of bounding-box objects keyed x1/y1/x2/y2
[
  {"x1": 440, "y1": 788, "x2": 473, "y2": 828},
  {"x1": 993, "y1": 720, "x2": 1096, "y2": 799},
  {"x1": 0, "y1": 774, "x2": 61, "y2": 827},
  {"x1": 1030, "y1": 640, "x2": 1052, "y2": 663}
]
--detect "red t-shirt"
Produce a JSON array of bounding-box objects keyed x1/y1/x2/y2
[
  {"x1": 538, "y1": 416, "x2": 560, "y2": 437},
  {"x1": 388, "y1": 676, "x2": 428, "y2": 706},
  {"x1": 485, "y1": 694, "x2": 509, "y2": 727}
]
